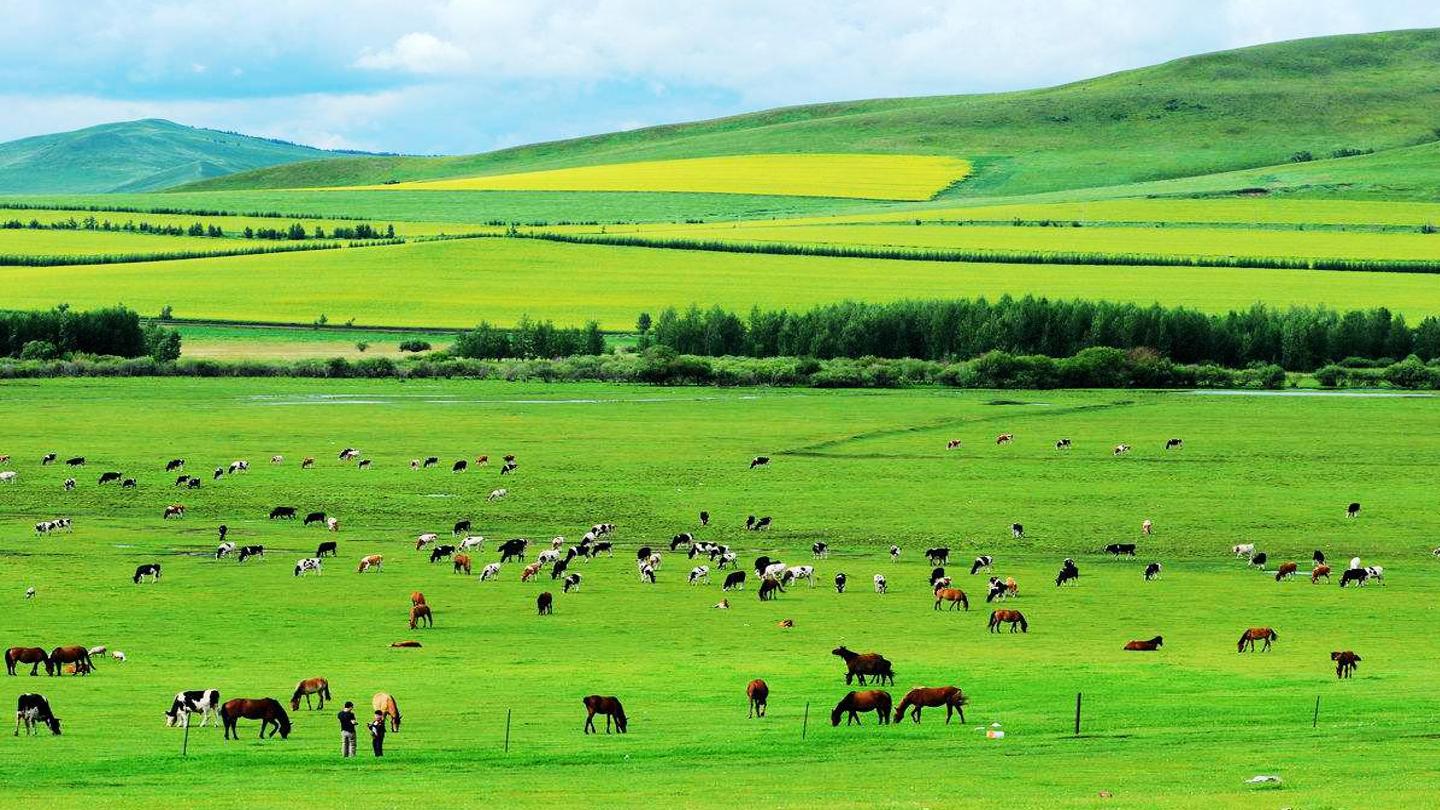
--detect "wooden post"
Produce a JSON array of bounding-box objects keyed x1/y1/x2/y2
[
  {"x1": 504, "y1": 708, "x2": 512, "y2": 752},
  {"x1": 182, "y1": 716, "x2": 191, "y2": 756},
  {"x1": 1312, "y1": 696, "x2": 1320, "y2": 729},
  {"x1": 802, "y1": 702, "x2": 810, "y2": 739},
  {"x1": 1074, "y1": 692, "x2": 1082, "y2": 735}
]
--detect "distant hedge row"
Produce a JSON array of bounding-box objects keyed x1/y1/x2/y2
[{"x1": 523, "y1": 231, "x2": 1440, "y2": 274}]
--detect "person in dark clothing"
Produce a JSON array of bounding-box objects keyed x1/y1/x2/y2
[
  {"x1": 367, "y1": 710, "x2": 386, "y2": 757},
  {"x1": 337, "y1": 701, "x2": 357, "y2": 758}
]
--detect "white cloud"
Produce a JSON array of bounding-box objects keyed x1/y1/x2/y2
[{"x1": 354, "y1": 32, "x2": 471, "y2": 75}]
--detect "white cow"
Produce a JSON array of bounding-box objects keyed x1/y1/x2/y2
[
  {"x1": 0, "y1": 471, "x2": 17, "y2": 483},
  {"x1": 782, "y1": 565, "x2": 816, "y2": 587},
  {"x1": 294, "y1": 558, "x2": 323, "y2": 577},
  {"x1": 874, "y1": 574, "x2": 887, "y2": 594},
  {"x1": 537, "y1": 549, "x2": 561, "y2": 565},
  {"x1": 416, "y1": 533, "x2": 439, "y2": 549},
  {"x1": 1232, "y1": 543, "x2": 1256, "y2": 558},
  {"x1": 480, "y1": 562, "x2": 501, "y2": 581},
  {"x1": 762, "y1": 562, "x2": 787, "y2": 580},
  {"x1": 459, "y1": 536, "x2": 486, "y2": 553},
  {"x1": 326, "y1": 517, "x2": 339, "y2": 532},
  {"x1": 216, "y1": 542, "x2": 235, "y2": 559},
  {"x1": 487, "y1": 488, "x2": 508, "y2": 502},
  {"x1": 270, "y1": 455, "x2": 284, "y2": 464},
  {"x1": 688, "y1": 565, "x2": 710, "y2": 585},
  {"x1": 1364, "y1": 565, "x2": 1385, "y2": 585}
]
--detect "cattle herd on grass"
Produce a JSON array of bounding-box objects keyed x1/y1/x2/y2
[{"x1": 0, "y1": 432, "x2": 1409, "y2": 739}]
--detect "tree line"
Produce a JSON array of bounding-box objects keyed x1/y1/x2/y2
[
  {"x1": 2, "y1": 216, "x2": 395, "y2": 241},
  {"x1": 453, "y1": 316, "x2": 606, "y2": 359},
  {"x1": 0, "y1": 305, "x2": 180, "y2": 361},
  {"x1": 637, "y1": 297, "x2": 1438, "y2": 372}
]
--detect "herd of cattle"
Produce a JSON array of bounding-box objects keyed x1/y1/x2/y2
[{"x1": 0, "y1": 434, "x2": 1403, "y2": 740}]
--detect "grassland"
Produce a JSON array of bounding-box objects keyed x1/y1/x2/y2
[
  {"x1": 0, "y1": 206, "x2": 471, "y2": 238},
  {"x1": 174, "y1": 324, "x2": 455, "y2": 360},
  {"x1": 0, "y1": 378, "x2": 1437, "y2": 808},
  {"x1": 0, "y1": 229, "x2": 232, "y2": 258},
  {"x1": 346, "y1": 155, "x2": 973, "y2": 201},
  {"x1": 8, "y1": 237, "x2": 1440, "y2": 330}
]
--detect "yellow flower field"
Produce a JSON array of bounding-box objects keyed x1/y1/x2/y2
[{"x1": 338, "y1": 154, "x2": 972, "y2": 201}]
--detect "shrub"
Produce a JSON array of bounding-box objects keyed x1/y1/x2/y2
[
  {"x1": 398, "y1": 339, "x2": 432, "y2": 353},
  {"x1": 19, "y1": 340, "x2": 59, "y2": 360}
]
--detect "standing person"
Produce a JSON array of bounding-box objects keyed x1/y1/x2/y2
[
  {"x1": 367, "y1": 709, "x2": 386, "y2": 757},
  {"x1": 337, "y1": 701, "x2": 357, "y2": 758}
]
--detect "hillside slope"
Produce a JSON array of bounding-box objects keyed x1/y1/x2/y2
[
  {"x1": 182, "y1": 28, "x2": 1440, "y2": 199},
  {"x1": 0, "y1": 119, "x2": 376, "y2": 194}
]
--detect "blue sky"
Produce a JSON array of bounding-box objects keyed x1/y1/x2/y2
[{"x1": 2, "y1": 0, "x2": 1438, "y2": 155}]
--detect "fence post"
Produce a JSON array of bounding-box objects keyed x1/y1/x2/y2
[
  {"x1": 1074, "y1": 692, "x2": 1082, "y2": 735},
  {"x1": 504, "y1": 708, "x2": 512, "y2": 752},
  {"x1": 182, "y1": 717, "x2": 190, "y2": 756},
  {"x1": 802, "y1": 702, "x2": 810, "y2": 739},
  {"x1": 1312, "y1": 696, "x2": 1320, "y2": 729}
]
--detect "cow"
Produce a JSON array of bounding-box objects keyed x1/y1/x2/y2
[
  {"x1": 638, "y1": 564, "x2": 656, "y2": 584},
  {"x1": 237, "y1": 545, "x2": 265, "y2": 563},
  {"x1": 164, "y1": 689, "x2": 221, "y2": 728},
  {"x1": 925, "y1": 547, "x2": 950, "y2": 566},
  {"x1": 1113, "y1": 444, "x2": 1131, "y2": 456},
  {"x1": 723, "y1": 571, "x2": 746, "y2": 590},
  {"x1": 671, "y1": 533, "x2": 694, "y2": 551},
  {"x1": 452, "y1": 460, "x2": 468, "y2": 473},
  {"x1": 781, "y1": 566, "x2": 815, "y2": 587},
  {"x1": 216, "y1": 542, "x2": 235, "y2": 559},
  {"x1": 970, "y1": 555, "x2": 993, "y2": 575},
  {"x1": 1339, "y1": 567, "x2": 1368, "y2": 588},
  {"x1": 498, "y1": 538, "x2": 528, "y2": 562},
  {"x1": 459, "y1": 536, "x2": 486, "y2": 553},
  {"x1": 762, "y1": 562, "x2": 787, "y2": 580},
  {"x1": 500, "y1": 461, "x2": 517, "y2": 475},
  {"x1": 1249, "y1": 552, "x2": 1268, "y2": 570},
  {"x1": 165, "y1": 459, "x2": 185, "y2": 472},
  {"x1": 1144, "y1": 562, "x2": 1162, "y2": 580},
  {"x1": 429, "y1": 545, "x2": 456, "y2": 563},
  {"x1": 98, "y1": 471, "x2": 122, "y2": 485},
  {"x1": 1364, "y1": 566, "x2": 1385, "y2": 585},
  {"x1": 1165, "y1": 438, "x2": 1184, "y2": 450},
  {"x1": 985, "y1": 578, "x2": 1008, "y2": 604},
  {"x1": 476, "y1": 455, "x2": 489, "y2": 466},
  {"x1": 357, "y1": 555, "x2": 383, "y2": 573},
  {"x1": 415, "y1": 533, "x2": 439, "y2": 550},
  {"x1": 269, "y1": 506, "x2": 297, "y2": 520},
  {"x1": 1233, "y1": 543, "x2": 1256, "y2": 558},
  {"x1": 996, "y1": 434, "x2": 1014, "y2": 445},
  {"x1": 271, "y1": 455, "x2": 284, "y2": 464},
  {"x1": 15, "y1": 694, "x2": 61, "y2": 736},
  {"x1": 63, "y1": 477, "x2": 75, "y2": 491},
  {"x1": 749, "y1": 456, "x2": 770, "y2": 469},
  {"x1": 173, "y1": 474, "x2": 191, "y2": 487},
  {"x1": 699, "y1": 510, "x2": 710, "y2": 526},
  {"x1": 212, "y1": 467, "x2": 224, "y2": 481},
  {"x1": 315, "y1": 541, "x2": 338, "y2": 558},
  {"x1": 1105, "y1": 543, "x2": 1137, "y2": 556},
  {"x1": 409, "y1": 459, "x2": 420, "y2": 471},
  {"x1": 488, "y1": 488, "x2": 508, "y2": 502},
  {"x1": 1275, "y1": 562, "x2": 1299, "y2": 582},
  {"x1": 228, "y1": 460, "x2": 248, "y2": 474},
  {"x1": 357, "y1": 459, "x2": 372, "y2": 470},
  {"x1": 303, "y1": 512, "x2": 327, "y2": 527},
  {"x1": 1313, "y1": 549, "x2": 1326, "y2": 565},
  {"x1": 1056, "y1": 558, "x2": 1080, "y2": 586},
  {"x1": 120, "y1": 478, "x2": 136, "y2": 488},
  {"x1": 1142, "y1": 519, "x2": 1153, "y2": 536},
  {"x1": 1347, "y1": 502, "x2": 1361, "y2": 518},
  {"x1": 537, "y1": 592, "x2": 553, "y2": 615},
  {"x1": 339, "y1": 448, "x2": 360, "y2": 461},
  {"x1": 65, "y1": 457, "x2": 85, "y2": 467},
  {"x1": 186, "y1": 477, "x2": 200, "y2": 489},
  {"x1": 688, "y1": 566, "x2": 710, "y2": 585},
  {"x1": 452, "y1": 519, "x2": 472, "y2": 536},
  {"x1": 873, "y1": 574, "x2": 887, "y2": 594},
  {"x1": 715, "y1": 549, "x2": 735, "y2": 568},
  {"x1": 41, "y1": 453, "x2": 57, "y2": 465},
  {"x1": 749, "y1": 516, "x2": 772, "y2": 531},
  {"x1": 812, "y1": 542, "x2": 830, "y2": 559},
  {"x1": 563, "y1": 573, "x2": 583, "y2": 593},
  {"x1": 1055, "y1": 438, "x2": 1072, "y2": 449},
  {"x1": 162, "y1": 504, "x2": 185, "y2": 519},
  {"x1": 480, "y1": 562, "x2": 501, "y2": 580},
  {"x1": 1311, "y1": 564, "x2": 1331, "y2": 584},
  {"x1": 293, "y1": 558, "x2": 323, "y2": 577},
  {"x1": 133, "y1": 563, "x2": 162, "y2": 584},
  {"x1": 422, "y1": 456, "x2": 439, "y2": 468},
  {"x1": 1011, "y1": 523, "x2": 1024, "y2": 539},
  {"x1": 946, "y1": 439, "x2": 962, "y2": 450},
  {"x1": 326, "y1": 517, "x2": 339, "y2": 532},
  {"x1": 301, "y1": 457, "x2": 315, "y2": 469},
  {"x1": 834, "y1": 572, "x2": 847, "y2": 593}
]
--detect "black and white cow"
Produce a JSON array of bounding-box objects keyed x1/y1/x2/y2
[
  {"x1": 562, "y1": 573, "x2": 583, "y2": 593},
  {"x1": 834, "y1": 572, "x2": 847, "y2": 593},
  {"x1": 216, "y1": 542, "x2": 235, "y2": 559},
  {"x1": 970, "y1": 555, "x2": 994, "y2": 575},
  {"x1": 98, "y1": 471, "x2": 122, "y2": 485},
  {"x1": 63, "y1": 478, "x2": 76, "y2": 491},
  {"x1": 303, "y1": 512, "x2": 327, "y2": 526},
  {"x1": 293, "y1": 558, "x2": 323, "y2": 577},
  {"x1": 453, "y1": 519, "x2": 472, "y2": 536},
  {"x1": 688, "y1": 565, "x2": 710, "y2": 585},
  {"x1": 812, "y1": 542, "x2": 829, "y2": 559},
  {"x1": 925, "y1": 547, "x2": 950, "y2": 566},
  {"x1": 315, "y1": 541, "x2": 338, "y2": 558},
  {"x1": 133, "y1": 563, "x2": 162, "y2": 584},
  {"x1": 671, "y1": 533, "x2": 694, "y2": 551},
  {"x1": 1105, "y1": 543, "x2": 1137, "y2": 556},
  {"x1": 749, "y1": 456, "x2": 771, "y2": 469},
  {"x1": 1144, "y1": 562, "x2": 1163, "y2": 581},
  {"x1": 165, "y1": 459, "x2": 185, "y2": 472},
  {"x1": 164, "y1": 689, "x2": 221, "y2": 728},
  {"x1": 498, "y1": 538, "x2": 528, "y2": 563},
  {"x1": 15, "y1": 694, "x2": 61, "y2": 736},
  {"x1": 889, "y1": 545, "x2": 900, "y2": 562},
  {"x1": 237, "y1": 545, "x2": 265, "y2": 563},
  {"x1": 1011, "y1": 523, "x2": 1024, "y2": 539}
]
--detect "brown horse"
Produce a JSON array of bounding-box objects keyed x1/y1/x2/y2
[
  {"x1": 290, "y1": 677, "x2": 331, "y2": 710},
  {"x1": 220, "y1": 698, "x2": 291, "y2": 739},
  {"x1": 746, "y1": 679, "x2": 769, "y2": 718},
  {"x1": 45, "y1": 646, "x2": 92, "y2": 676},
  {"x1": 831, "y1": 690, "x2": 892, "y2": 726},
  {"x1": 988, "y1": 610, "x2": 1028, "y2": 633},
  {"x1": 831, "y1": 646, "x2": 894, "y2": 686},
  {"x1": 1311, "y1": 564, "x2": 1331, "y2": 584},
  {"x1": 373, "y1": 692, "x2": 401, "y2": 731},
  {"x1": 893, "y1": 686, "x2": 967, "y2": 724},
  {"x1": 933, "y1": 587, "x2": 969, "y2": 611},
  {"x1": 410, "y1": 591, "x2": 426, "y2": 606},
  {"x1": 582, "y1": 695, "x2": 628, "y2": 734},
  {"x1": 409, "y1": 604, "x2": 433, "y2": 629},
  {"x1": 452, "y1": 553, "x2": 472, "y2": 574},
  {"x1": 1237, "y1": 627, "x2": 1277, "y2": 652},
  {"x1": 1124, "y1": 636, "x2": 1164, "y2": 651},
  {"x1": 5, "y1": 647, "x2": 48, "y2": 676},
  {"x1": 390, "y1": 641, "x2": 422, "y2": 648},
  {"x1": 1331, "y1": 651, "x2": 1361, "y2": 679}
]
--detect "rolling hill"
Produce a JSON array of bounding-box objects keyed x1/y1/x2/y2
[
  {"x1": 0, "y1": 119, "x2": 380, "y2": 194},
  {"x1": 180, "y1": 28, "x2": 1440, "y2": 200}
]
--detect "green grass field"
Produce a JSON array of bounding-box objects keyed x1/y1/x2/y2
[
  {"x1": 173, "y1": 324, "x2": 455, "y2": 360},
  {"x1": 9, "y1": 236, "x2": 1440, "y2": 330},
  {"x1": 1, "y1": 378, "x2": 1437, "y2": 808},
  {"x1": 0, "y1": 229, "x2": 233, "y2": 258}
]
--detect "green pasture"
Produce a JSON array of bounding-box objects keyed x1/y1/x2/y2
[
  {"x1": 174, "y1": 324, "x2": 455, "y2": 361},
  {"x1": 0, "y1": 229, "x2": 231, "y2": 258},
  {"x1": 8, "y1": 237, "x2": 1440, "y2": 330},
  {"x1": 0, "y1": 379, "x2": 1437, "y2": 808},
  {"x1": 0, "y1": 207, "x2": 465, "y2": 239}
]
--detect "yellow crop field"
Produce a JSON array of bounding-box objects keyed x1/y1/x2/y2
[{"x1": 340, "y1": 154, "x2": 972, "y2": 201}]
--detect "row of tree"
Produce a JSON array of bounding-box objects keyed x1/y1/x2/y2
[
  {"x1": 636, "y1": 297, "x2": 1439, "y2": 371},
  {"x1": 0, "y1": 305, "x2": 180, "y2": 361},
  {"x1": 0, "y1": 215, "x2": 395, "y2": 242},
  {"x1": 452, "y1": 316, "x2": 606, "y2": 359}
]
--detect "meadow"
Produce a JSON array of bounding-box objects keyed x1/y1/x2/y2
[
  {"x1": 174, "y1": 324, "x2": 455, "y2": 361},
  {"x1": 0, "y1": 229, "x2": 232, "y2": 258},
  {"x1": 347, "y1": 154, "x2": 973, "y2": 201},
  {"x1": 1, "y1": 378, "x2": 1438, "y2": 808},
  {"x1": 9, "y1": 236, "x2": 1440, "y2": 330}
]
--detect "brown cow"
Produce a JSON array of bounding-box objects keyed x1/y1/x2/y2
[
  {"x1": 1311, "y1": 564, "x2": 1331, "y2": 584},
  {"x1": 452, "y1": 553, "x2": 472, "y2": 575},
  {"x1": 1274, "y1": 562, "x2": 1298, "y2": 582}
]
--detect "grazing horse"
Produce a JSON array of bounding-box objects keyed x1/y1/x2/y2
[
  {"x1": 758, "y1": 577, "x2": 784, "y2": 601},
  {"x1": 831, "y1": 690, "x2": 892, "y2": 726},
  {"x1": 133, "y1": 563, "x2": 162, "y2": 584},
  {"x1": 537, "y1": 592, "x2": 554, "y2": 615},
  {"x1": 831, "y1": 646, "x2": 894, "y2": 686},
  {"x1": 357, "y1": 554, "x2": 383, "y2": 573},
  {"x1": 933, "y1": 587, "x2": 969, "y2": 611},
  {"x1": 582, "y1": 695, "x2": 627, "y2": 734},
  {"x1": 409, "y1": 604, "x2": 433, "y2": 629},
  {"x1": 1124, "y1": 636, "x2": 1164, "y2": 651},
  {"x1": 220, "y1": 698, "x2": 291, "y2": 740},
  {"x1": 410, "y1": 591, "x2": 426, "y2": 607},
  {"x1": 988, "y1": 610, "x2": 1028, "y2": 633},
  {"x1": 1237, "y1": 627, "x2": 1278, "y2": 653},
  {"x1": 1339, "y1": 568, "x2": 1368, "y2": 588},
  {"x1": 290, "y1": 678, "x2": 330, "y2": 710},
  {"x1": 5, "y1": 647, "x2": 48, "y2": 676},
  {"x1": 1332, "y1": 651, "x2": 1361, "y2": 679},
  {"x1": 893, "y1": 686, "x2": 967, "y2": 724},
  {"x1": 373, "y1": 692, "x2": 402, "y2": 731},
  {"x1": 1311, "y1": 564, "x2": 1331, "y2": 584},
  {"x1": 14, "y1": 694, "x2": 61, "y2": 736},
  {"x1": 746, "y1": 679, "x2": 769, "y2": 718}
]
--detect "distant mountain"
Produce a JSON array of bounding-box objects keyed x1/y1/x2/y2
[
  {"x1": 0, "y1": 119, "x2": 385, "y2": 194},
  {"x1": 186, "y1": 28, "x2": 1440, "y2": 200}
]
